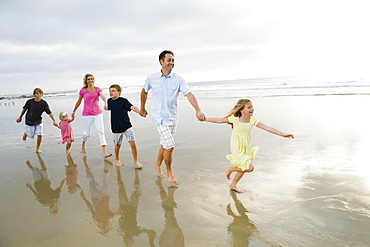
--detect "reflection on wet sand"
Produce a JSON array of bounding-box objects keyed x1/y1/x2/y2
[
  {"x1": 80, "y1": 156, "x2": 114, "y2": 236},
  {"x1": 25, "y1": 153, "x2": 66, "y2": 216},
  {"x1": 65, "y1": 154, "x2": 80, "y2": 194},
  {"x1": 116, "y1": 167, "x2": 156, "y2": 246},
  {"x1": 227, "y1": 191, "x2": 257, "y2": 247},
  {"x1": 156, "y1": 178, "x2": 185, "y2": 247}
]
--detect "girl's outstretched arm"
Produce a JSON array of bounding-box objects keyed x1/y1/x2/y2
[
  {"x1": 256, "y1": 122, "x2": 294, "y2": 139},
  {"x1": 205, "y1": 117, "x2": 229, "y2": 124}
]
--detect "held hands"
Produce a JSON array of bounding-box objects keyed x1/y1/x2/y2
[
  {"x1": 196, "y1": 111, "x2": 206, "y2": 121},
  {"x1": 139, "y1": 109, "x2": 148, "y2": 117},
  {"x1": 283, "y1": 133, "x2": 294, "y2": 139}
]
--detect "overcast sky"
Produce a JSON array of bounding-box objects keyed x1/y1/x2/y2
[{"x1": 1, "y1": 0, "x2": 369, "y2": 95}]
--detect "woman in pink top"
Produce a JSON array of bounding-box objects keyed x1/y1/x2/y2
[{"x1": 72, "y1": 74, "x2": 112, "y2": 158}]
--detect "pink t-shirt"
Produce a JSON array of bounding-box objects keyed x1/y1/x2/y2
[
  {"x1": 60, "y1": 119, "x2": 74, "y2": 144},
  {"x1": 79, "y1": 87, "x2": 103, "y2": 116}
]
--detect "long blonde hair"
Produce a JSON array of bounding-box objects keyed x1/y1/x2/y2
[{"x1": 226, "y1": 99, "x2": 251, "y2": 128}]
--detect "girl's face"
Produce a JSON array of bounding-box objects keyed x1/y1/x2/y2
[
  {"x1": 241, "y1": 102, "x2": 254, "y2": 116},
  {"x1": 62, "y1": 114, "x2": 68, "y2": 121}
]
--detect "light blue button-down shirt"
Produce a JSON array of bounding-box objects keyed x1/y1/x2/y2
[{"x1": 143, "y1": 71, "x2": 191, "y2": 126}]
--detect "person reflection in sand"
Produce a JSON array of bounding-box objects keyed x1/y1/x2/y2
[
  {"x1": 227, "y1": 191, "x2": 257, "y2": 246},
  {"x1": 156, "y1": 179, "x2": 185, "y2": 247},
  {"x1": 25, "y1": 154, "x2": 66, "y2": 216},
  {"x1": 116, "y1": 167, "x2": 156, "y2": 246},
  {"x1": 80, "y1": 156, "x2": 114, "y2": 236},
  {"x1": 65, "y1": 154, "x2": 80, "y2": 193}
]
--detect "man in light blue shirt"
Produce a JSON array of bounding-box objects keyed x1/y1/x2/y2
[{"x1": 140, "y1": 50, "x2": 205, "y2": 185}]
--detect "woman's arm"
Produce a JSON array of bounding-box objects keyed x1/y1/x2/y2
[
  {"x1": 99, "y1": 90, "x2": 108, "y2": 110},
  {"x1": 71, "y1": 94, "x2": 83, "y2": 118},
  {"x1": 256, "y1": 122, "x2": 294, "y2": 139},
  {"x1": 205, "y1": 117, "x2": 229, "y2": 124}
]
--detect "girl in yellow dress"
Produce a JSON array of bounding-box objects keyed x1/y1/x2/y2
[{"x1": 205, "y1": 99, "x2": 294, "y2": 193}]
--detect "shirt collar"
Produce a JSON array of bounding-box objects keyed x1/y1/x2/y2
[{"x1": 160, "y1": 70, "x2": 172, "y2": 78}]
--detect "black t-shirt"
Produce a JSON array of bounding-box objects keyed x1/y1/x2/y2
[
  {"x1": 107, "y1": 97, "x2": 133, "y2": 133},
  {"x1": 23, "y1": 98, "x2": 52, "y2": 126}
]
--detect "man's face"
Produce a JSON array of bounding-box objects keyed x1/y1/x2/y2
[{"x1": 160, "y1": 53, "x2": 175, "y2": 72}]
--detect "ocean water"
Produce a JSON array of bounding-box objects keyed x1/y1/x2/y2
[{"x1": 1, "y1": 76, "x2": 369, "y2": 100}]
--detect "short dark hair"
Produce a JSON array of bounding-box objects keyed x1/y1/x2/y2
[
  {"x1": 159, "y1": 50, "x2": 174, "y2": 61},
  {"x1": 109, "y1": 84, "x2": 122, "y2": 92}
]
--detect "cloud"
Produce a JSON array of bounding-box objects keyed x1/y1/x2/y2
[{"x1": 1, "y1": 0, "x2": 369, "y2": 95}]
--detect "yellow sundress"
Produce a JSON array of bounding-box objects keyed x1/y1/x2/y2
[{"x1": 226, "y1": 115, "x2": 259, "y2": 171}]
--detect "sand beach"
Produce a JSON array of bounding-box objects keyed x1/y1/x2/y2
[{"x1": 0, "y1": 93, "x2": 370, "y2": 246}]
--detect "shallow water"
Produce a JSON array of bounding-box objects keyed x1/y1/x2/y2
[{"x1": 0, "y1": 95, "x2": 369, "y2": 246}]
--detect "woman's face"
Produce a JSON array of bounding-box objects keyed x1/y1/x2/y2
[{"x1": 86, "y1": 76, "x2": 95, "y2": 86}]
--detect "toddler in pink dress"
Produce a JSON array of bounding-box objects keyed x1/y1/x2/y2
[{"x1": 59, "y1": 112, "x2": 75, "y2": 154}]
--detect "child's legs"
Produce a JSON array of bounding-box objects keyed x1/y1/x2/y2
[
  {"x1": 66, "y1": 140, "x2": 72, "y2": 154},
  {"x1": 230, "y1": 171, "x2": 245, "y2": 187},
  {"x1": 114, "y1": 144, "x2": 122, "y2": 160},
  {"x1": 34, "y1": 124, "x2": 43, "y2": 153},
  {"x1": 93, "y1": 114, "x2": 107, "y2": 146},
  {"x1": 124, "y1": 128, "x2": 139, "y2": 163}
]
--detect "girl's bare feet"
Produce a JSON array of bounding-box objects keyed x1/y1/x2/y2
[
  {"x1": 36, "y1": 149, "x2": 43, "y2": 154},
  {"x1": 230, "y1": 186, "x2": 243, "y2": 193}
]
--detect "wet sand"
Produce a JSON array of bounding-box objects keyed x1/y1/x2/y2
[{"x1": 1, "y1": 94, "x2": 370, "y2": 246}]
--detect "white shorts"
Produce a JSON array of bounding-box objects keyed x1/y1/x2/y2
[
  {"x1": 113, "y1": 128, "x2": 136, "y2": 146},
  {"x1": 156, "y1": 124, "x2": 177, "y2": 149},
  {"x1": 25, "y1": 124, "x2": 43, "y2": 139}
]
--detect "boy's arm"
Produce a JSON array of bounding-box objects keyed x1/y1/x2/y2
[
  {"x1": 48, "y1": 113, "x2": 59, "y2": 127},
  {"x1": 256, "y1": 122, "x2": 294, "y2": 139},
  {"x1": 140, "y1": 88, "x2": 148, "y2": 117},
  {"x1": 130, "y1": 105, "x2": 141, "y2": 115},
  {"x1": 205, "y1": 117, "x2": 229, "y2": 124},
  {"x1": 16, "y1": 108, "x2": 26, "y2": 123}
]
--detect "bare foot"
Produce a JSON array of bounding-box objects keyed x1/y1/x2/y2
[
  {"x1": 226, "y1": 167, "x2": 232, "y2": 180},
  {"x1": 154, "y1": 164, "x2": 165, "y2": 178},
  {"x1": 168, "y1": 172, "x2": 178, "y2": 185},
  {"x1": 230, "y1": 186, "x2": 243, "y2": 193},
  {"x1": 134, "y1": 161, "x2": 143, "y2": 169},
  {"x1": 81, "y1": 143, "x2": 87, "y2": 154},
  {"x1": 36, "y1": 150, "x2": 43, "y2": 154},
  {"x1": 115, "y1": 160, "x2": 123, "y2": 167},
  {"x1": 103, "y1": 153, "x2": 112, "y2": 159},
  {"x1": 66, "y1": 150, "x2": 71, "y2": 155},
  {"x1": 22, "y1": 132, "x2": 27, "y2": 141}
]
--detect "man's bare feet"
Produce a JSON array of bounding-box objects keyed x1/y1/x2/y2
[
  {"x1": 154, "y1": 164, "x2": 165, "y2": 178},
  {"x1": 230, "y1": 186, "x2": 243, "y2": 193},
  {"x1": 226, "y1": 167, "x2": 232, "y2": 180},
  {"x1": 115, "y1": 160, "x2": 123, "y2": 167},
  {"x1": 22, "y1": 132, "x2": 27, "y2": 141},
  {"x1": 168, "y1": 172, "x2": 178, "y2": 185},
  {"x1": 134, "y1": 161, "x2": 143, "y2": 169}
]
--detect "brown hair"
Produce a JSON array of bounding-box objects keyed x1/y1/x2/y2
[
  {"x1": 226, "y1": 99, "x2": 252, "y2": 128},
  {"x1": 109, "y1": 84, "x2": 122, "y2": 92},
  {"x1": 33, "y1": 88, "x2": 44, "y2": 95}
]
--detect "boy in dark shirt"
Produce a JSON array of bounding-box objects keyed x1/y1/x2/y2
[
  {"x1": 16, "y1": 88, "x2": 59, "y2": 153},
  {"x1": 107, "y1": 84, "x2": 143, "y2": 168}
]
